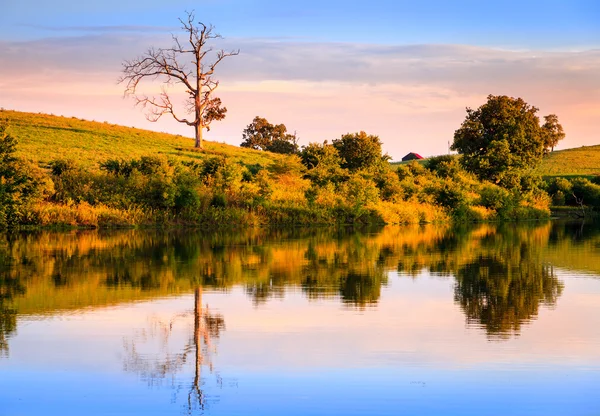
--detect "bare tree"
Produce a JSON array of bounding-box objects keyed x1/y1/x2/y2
[{"x1": 119, "y1": 11, "x2": 239, "y2": 149}]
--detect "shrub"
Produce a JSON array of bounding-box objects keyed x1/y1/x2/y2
[
  {"x1": 340, "y1": 175, "x2": 380, "y2": 213},
  {"x1": 1, "y1": 122, "x2": 52, "y2": 228},
  {"x1": 100, "y1": 159, "x2": 136, "y2": 177},
  {"x1": 49, "y1": 159, "x2": 77, "y2": 176},
  {"x1": 478, "y1": 185, "x2": 510, "y2": 210},
  {"x1": 333, "y1": 131, "x2": 389, "y2": 171},
  {"x1": 425, "y1": 155, "x2": 458, "y2": 176},
  {"x1": 571, "y1": 178, "x2": 600, "y2": 207}
]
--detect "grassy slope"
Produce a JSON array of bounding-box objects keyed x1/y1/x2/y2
[
  {"x1": 535, "y1": 145, "x2": 600, "y2": 178},
  {"x1": 5, "y1": 109, "x2": 599, "y2": 178},
  {"x1": 391, "y1": 147, "x2": 600, "y2": 178},
  {"x1": 3, "y1": 110, "x2": 280, "y2": 169}
]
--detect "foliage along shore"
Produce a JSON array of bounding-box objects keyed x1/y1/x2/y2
[{"x1": 0, "y1": 108, "x2": 598, "y2": 230}]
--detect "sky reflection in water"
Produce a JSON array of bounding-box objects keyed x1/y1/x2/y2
[{"x1": 1, "y1": 222, "x2": 600, "y2": 415}]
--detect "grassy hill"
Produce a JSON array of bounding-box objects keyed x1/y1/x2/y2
[
  {"x1": 2, "y1": 109, "x2": 280, "y2": 169},
  {"x1": 390, "y1": 146, "x2": 600, "y2": 178},
  {"x1": 535, "y1": 145, "x2": 600, "y2": 178},
  {"x1": 5, "y1": 109, "x2": 599, "y2": 179}
]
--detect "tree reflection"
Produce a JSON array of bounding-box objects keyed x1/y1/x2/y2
[
  {"x1": 0, "y1": 246, "x2": 24, "y2": 356},
  {"x1": 122, "y1": 287, "x2": 225, "y2": 413},
  {"x1": 454, "y1": 256, "x2": 563, "y2": 339},
  {"x1": 0, "y1": 281, "x2": 21, "y2": 356},
  {"x1": 4, "y1": 221, "x2": 600, "y2": 347}
]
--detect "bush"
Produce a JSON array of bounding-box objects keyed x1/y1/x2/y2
[
  {"x1": 49, "y1": 159, "x2": 77, "y2": 176},
  {"x1": 571, "y1": 178, "x2": 600, "y2": 207},
  {"x1": 431, "y1": 182, "x2": 467, "y2": 209},
  {"x1": 478, "y1": 185, "x2": 510, "y2": 210},
  {"x1": 340, "y1": 175, "x2": 380, "y2": 213},
  {"x1": 100, "y1": 159, "x2": 136, "y2": 177},
  {"x1": 1, "y1": 122, "x2": 50, "y2": 228},
  {"x1": 425, "y1": 155, "x2": 458, "y2": 176},
  {"x1": 333, "y1": 131, "x2": 389, "y2": 171}
]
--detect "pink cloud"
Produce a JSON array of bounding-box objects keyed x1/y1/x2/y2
[{"x1": 1, "y1": 36, "x2": 598, "y2": 160}]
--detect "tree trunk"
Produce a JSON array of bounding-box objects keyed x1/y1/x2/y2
[
  {"x1": 194, "y1": 287, "x2": 202, "y2": 389},
  {"x1": 194, "y1": 124, "x2": 203, "y2": 149}
]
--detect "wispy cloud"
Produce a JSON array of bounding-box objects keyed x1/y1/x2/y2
[
  {"x1": 1, "y1": 34, "x2": 598, "y2": 157},
  {"x1": 20, "y1": 24, "x2": 177, "y2": 34}
]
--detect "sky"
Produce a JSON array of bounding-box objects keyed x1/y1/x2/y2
[{"x1": 0, "y1": 0, "x2": 599, "y2": 159}]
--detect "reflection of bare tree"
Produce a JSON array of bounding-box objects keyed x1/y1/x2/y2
[{"x1": 123, "y1": 287, "x2": 225, "y2": 413}]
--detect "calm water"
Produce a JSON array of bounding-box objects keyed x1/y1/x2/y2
[{"x1": 1, "y1": 222, "x2": 600, "y2": 415}]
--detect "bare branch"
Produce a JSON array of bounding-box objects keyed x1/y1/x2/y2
[
  {"x1": 118, "y1": 10, "x2": 239, "y2": 148},
  {"x1": 204, "y1": 49, "x2": 240, "y2": 76},
  {"x1": 132, "y1": 89, "x2": 194, "y2": 126}
]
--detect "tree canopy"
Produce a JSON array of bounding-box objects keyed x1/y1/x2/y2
[
  {"x1": 541, "y1": 114, "x2": 566, "y2": 153},
  {"x1": 299, "y1": 141, "x2": 347, "y2": 185},
  {"x1": 451, "y1": 95, "x2": 562, "y2": 187},
  {"x1": 240, "y1": 116, "x2": 299, "y2": 154},
  {"x1": 0, "y1": 121, "x2": 25, "y2": 229},
  {"x1": 332, "y1": 131, "x2": 389, "y2": 171}
]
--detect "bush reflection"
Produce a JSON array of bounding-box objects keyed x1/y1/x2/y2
[{"x1": 0, "y1": 221, "x2": 599, "y2": 352}]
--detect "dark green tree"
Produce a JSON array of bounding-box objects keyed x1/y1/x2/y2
[
  {"x1": 541, "y1": 114, "x2": 565, "y2": 153},
  {"x1": 240, "y1": 116, "x2": 299, "y2": 154},
  {"x1": 451, "y1": 95, "x2": 548, "y2": 187},
  {"x1": 299, "y1": 141, "x2": 347, "y2": 185},
  {"x1": 332, "y1": 131, "x2": 389, "y2": 171},
  {"x1": 0, "y1": 121, "x2": 26, "y2": 229}
]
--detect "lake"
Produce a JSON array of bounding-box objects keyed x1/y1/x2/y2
[{"x1": 1, "y1": 222, "x2": 600, "y2": 415}]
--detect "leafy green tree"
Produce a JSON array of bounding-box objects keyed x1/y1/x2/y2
[
  {"x1": 300, "y1": 142, "x2": 347, "y2": 185},
  {"x1": 0, "y1": 121, "x2": 26, "y2": 228},
  {"x1": 240, "y1": 116, "x2": 299, "y2": 154},
  {"x1": 332, "y1": 131, "x2": 389, "y2": 171},
  {"x1": 541, "y1": 114, "x2": 565, "y2": 153},
  {"x1": 451, "y1": 95, "x2": 547, "y2": 187},
  {"x1": 424, "y1": 155, "x2": 458, "y2": 176}
]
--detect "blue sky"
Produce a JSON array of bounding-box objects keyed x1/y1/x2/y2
[
  {"x1": 3, "y1": 0, "x2": 599, "y2": 47},
  {"x1": 1, "y1": 0, "x2": 599, "y2": 158}
]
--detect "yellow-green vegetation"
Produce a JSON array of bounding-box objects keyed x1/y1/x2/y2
[
  {"x1": 1, "y1": 110, "x2": 552, "y2": 229},
  {"x1": 4, "y1": 110, "x2": 277, "y2": 168},
  {"x1": 536, "y1": 145, "x2": 600, "y2": 178}
]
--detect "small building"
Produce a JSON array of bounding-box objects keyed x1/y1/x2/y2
[{"x1": 401, "y1": 152, "x2": 423, "y2": 162}]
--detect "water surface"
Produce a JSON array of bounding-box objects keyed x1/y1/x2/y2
[{"x1": 1, "y1": 222, "x2": 600, "y2": 415}]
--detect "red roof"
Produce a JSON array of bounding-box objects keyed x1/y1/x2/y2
[{"x1": 402, "y1": 152, "x2": 423, "y2": 160}]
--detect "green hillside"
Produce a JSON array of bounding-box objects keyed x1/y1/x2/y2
[
  {"x1": 390, "y1": 146, "x2": 600, "y2": 179},
  {"x1": 535, "y1": 145, "x2": 600, "y2": 178},
  {"x1": 5, "y1": 109, "x2": 598, "y2": 179},
  {"x1": 2, "y1": 109, "x2": 279, "y2": 169}
]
